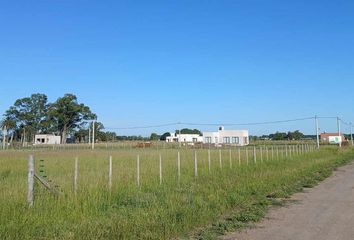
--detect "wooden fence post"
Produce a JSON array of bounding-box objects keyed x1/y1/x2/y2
[
  {"x1": 109, "y1": 156, "x2": 112, "y2": 190},
  {"x1": 159, "y1": 154, "x2": 162, "y2": 185},
  {"x1": 271, "y1": 146, "x2": 274, "y2": 160},
  {"x1": 238, "y1": 148, "x2": 241, "y2": 166},
  {"x1": 137, "y1": 154, "x2": 140, "y2": 187},
  {"x1": 177, "y1": 151, "x2": 181, "y2": 183},
  {"x1": 253, "y1": 146, "x2": 257, "y2": 164},
  {"x1": 74, "y1": 157, "x2": 78, "y2": 194},
  {"x1": 194, "y1": 151, "x2": 198, "y2": 177},
  {"x1": 260, "y1": 146, "x2": 263, "y2": 163},
  {"x1": 246, "y1": 147, "x2": 249, "y2": 165},
  {"x1": 219, "y1": 149, "x2": 222, "y2": 169},
  {"x1": 28, "y1": 155, "x2": 35, "y2": 207},
  {"x1": 276, "y1": 146, "x2": 279, "y2": 160},
  {"x1": 208, "y1": 149, "x2": 211, "y2": 173}
]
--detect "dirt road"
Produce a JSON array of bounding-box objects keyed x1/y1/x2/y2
[{"x1": 223, "y1": 161, "x2": 354, "y2": 240}]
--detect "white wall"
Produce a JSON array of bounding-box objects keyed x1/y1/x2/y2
[
  {"x1": 203, "y1": 129, "x2": 249, "y2": 146},
  {"x1": 35, "y1": 135, "x2": 61, "y2": 145}
]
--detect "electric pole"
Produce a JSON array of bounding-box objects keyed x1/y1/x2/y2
[
  {"x1": 92, "y1": 120, "x2": 95, "y2": 150},
  {"x1": 337, "y1": 117, "x2": 341, "y2": 148},
  {"x1": 315, "y1": 115, "x2": 320, "y2": 149},
  {"x1": 350, "y1": 122, "x2": 353, "y2": 147}
]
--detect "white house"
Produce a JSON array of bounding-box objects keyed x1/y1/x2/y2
[
  {"x1": 166, "y1": 133, "x2": 203, "y2": 143},
  {"x1": 34, "y1": 134, "x2": 61, "y2": 145},
  {"x1": 203, "y1": 126, "x2": 249, "y2": 146}
]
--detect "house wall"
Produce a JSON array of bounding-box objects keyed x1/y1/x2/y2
[
  {"x1": 166, "y1": 134, "x2": 203, "y2": 143},
  {"x1": 35, "y1": 134, "x2": 61, "y2": 145},
  {"x1": 203, "y1": 129, "x2": 249, "y2": 146}
]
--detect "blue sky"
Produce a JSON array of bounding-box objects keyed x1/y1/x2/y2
[{"x1": 0, "y1": 0, "x2": 353, "y2": 136}]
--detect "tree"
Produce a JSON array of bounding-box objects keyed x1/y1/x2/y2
[
  {"x1": 287, "y1": 130, "x2": 304, "y2": 140},
  {"x1": 175, "y1": 128, "x2": 202, "y2": 136},
  {"x1": 160, "y1": 132, "x2": 171, "y2": 141},
  {"x1": 4, "y1": 93, "x2": 49, "y2": 143},
  {"x1": 270, "y1": 132, "x2": 287, "y2": 140},
  {"x1": 48, "y1": 94, "x2": 96, "y2": 144},
  {"x1": 150, "y1": 133, "x2": 160, "y2": 141}
]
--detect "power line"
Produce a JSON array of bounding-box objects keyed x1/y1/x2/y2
[
  {"x1": 103, "y1": 116, "x2": 354, "y2": 131},
  {"x1": 181, "y1": 117, "x2": 315, "y2": 126},
  {"x1": 104, "y1": 117, "x2": 317, "y2": 130},
  {"x1": 105, "y1": 122, "x2": 179, "y2": 130}
]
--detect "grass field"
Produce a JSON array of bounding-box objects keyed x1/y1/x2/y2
[{"x1": 1, "y1": 145, "x2": 353, "y2": 239}]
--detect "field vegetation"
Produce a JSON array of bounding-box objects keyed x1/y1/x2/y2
[{"x1": 1, "y1": 145, "x2": 353, "y2": 239}]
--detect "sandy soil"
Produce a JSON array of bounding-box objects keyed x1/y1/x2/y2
[{"x1": 223, "y1": 161, "x2": 354, "y2": 240}]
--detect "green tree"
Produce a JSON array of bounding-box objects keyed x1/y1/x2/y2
[
  {"x1": 287, "y1": 130, "x2": 304, "y2": 140},
  {"x1": 48, "y1": 94, "x2": 96, "y2": 144},
  {"x1": 270, "y1": 132, "x2": 287, "y2": 140},
  {"x1": 175, "y1": 128, "x2": 202, "y2": 136},
  {"x1": 160, "y1": 132, "x2": 171, "y2": 141},
  {"x1": 4, "y1": 93, "x2": 49, "y2": 142},
  {"x1": 150, "y1": 133, "x2": 160, "y2": 141}
]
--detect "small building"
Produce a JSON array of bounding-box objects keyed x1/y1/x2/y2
[
  {"x1": 166, "y1": 133, "x2": 203, "y2": 143},
  {"x1": 35, "y1": 134, "x2": 61, "y2": 145},
  {"x1": 320, "y1": 132, "x2": 345, "y2": 144},
  {"x1": 203, "y1": 126, "x2": 249, "y2": 146}
]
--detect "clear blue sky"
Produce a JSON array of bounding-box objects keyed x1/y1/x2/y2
[{"x1": 0, "y1": 0, "x2": 353, "y2": 136}]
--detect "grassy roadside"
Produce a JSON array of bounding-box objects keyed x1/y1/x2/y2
[
  {"x1": 1, "y1": 147, "x2": 353, "y2": 239},
  {"x1": 194, "y1": 147, "x2": 354, "y2": 239}
]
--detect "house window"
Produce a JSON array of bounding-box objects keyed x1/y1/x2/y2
[
  {"x1": 223, "y1": 137, "x2": 230, "y2": 144},
  {"x1": 215, "y1": 137, "x2": 218, "y2": 143},
  {"x1": 232, "y1": 137, "x2": 239, "y2": 144},
  {"x1": 193, "y1": 138, "x2": 197, "y2": 142},
  {"x1": 205, "y1": 137, "x2": 212, "y2": 143},
  {"x1": 244, "y1": 137, "x2": 248, "y2": 144}
]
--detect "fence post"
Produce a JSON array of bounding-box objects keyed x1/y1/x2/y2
[
  {"x1": 208, "y1": 149, "x2": 211, "y2": 173},
  {"x1": 285, "y1": 145, "x2": 288, "y2": 157},
  {"x1": 159, "y1": 154, "x2": 162, "y2": 185},
  {"x1": 177, "y1": 151, "x2": 181, "y2": 183},
  {"x1": 253, "y1": 146, "x2": 257, "y2": 164},
  {"x1": 238, "y1": 147, "x2": 241, "y2": 166},
  {"x1": 137, "y1": 154, "x2": 140, "y2": 187},
  {"x1": 260, "y1": 146, "x2": 263, "y2": 163},
  {"x1": 109, "y1": 156, "x2": 112, "y2": 190},
  {"x1": 28, "y1": 155, "x2": 35, "y2": 207},
  {"x1": 194, "y1": 151, "x2": 198, "y2": 177},
  {"x1": 246, "y1": 147, "x2": 249, "y2": 165},
  {"x1": 266, "y1": 146, "x2": 269, "y2": 161},
  {"x1": 276, "y1": 146, "x2": 279, "y2": 160},
  {"x1": 74, "y1": 157, "x2": 78, "y2": 194},
  {"x1": 271, "y1": 146, "x2": 274, "y2": 160},
  {"x1": 219, "y1": 149, "x2": 222, "y2": 169}
]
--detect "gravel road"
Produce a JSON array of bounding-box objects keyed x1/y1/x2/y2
[{"x1": 223, "y1": 161, "x2": 354, "y2": 240}]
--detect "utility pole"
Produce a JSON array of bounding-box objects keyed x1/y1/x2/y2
[
  {"x1": 315, "y1": 115, "x2": 320, "y2": 149},
  {"x1": 337, "y1": 117, "x2": 341, "y2": 148},
  {"x1": 178, "y1": 122, "x2": 181, "y2": 148},
  {"x1": 92, "y1": 120, "x2": 95, "y2": 150},
  {"x1": 350, "y1": 122, "x2": 353, "y2": 147},
  {"x1": 88, "y1": 126, "x2": 91, "y2": 145},
  {"x1": 2, "y1": 126, "x2": 7, "y2": 150}
]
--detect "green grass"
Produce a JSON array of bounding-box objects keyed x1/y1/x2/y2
[{"x1": 0, "y1": 145, "x2": 353, "y2": 239}]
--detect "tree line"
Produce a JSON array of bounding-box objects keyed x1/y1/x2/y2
[{"x1": 0, "y1": 93, "x2": 106, "y2": 144}]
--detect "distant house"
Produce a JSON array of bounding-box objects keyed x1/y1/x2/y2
[
  {"x1": 320, "y1": 132, "x2": 345, "y2": 144},
  {"x1": 35, "y1": 134, "x2": 61, "y2": 145},
  {"x1": 203, "y1": 126, "x2": 249, "y2": 146},
  {"x1": 166, "y1": 133, "x2": 203, "y2": 143}
]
